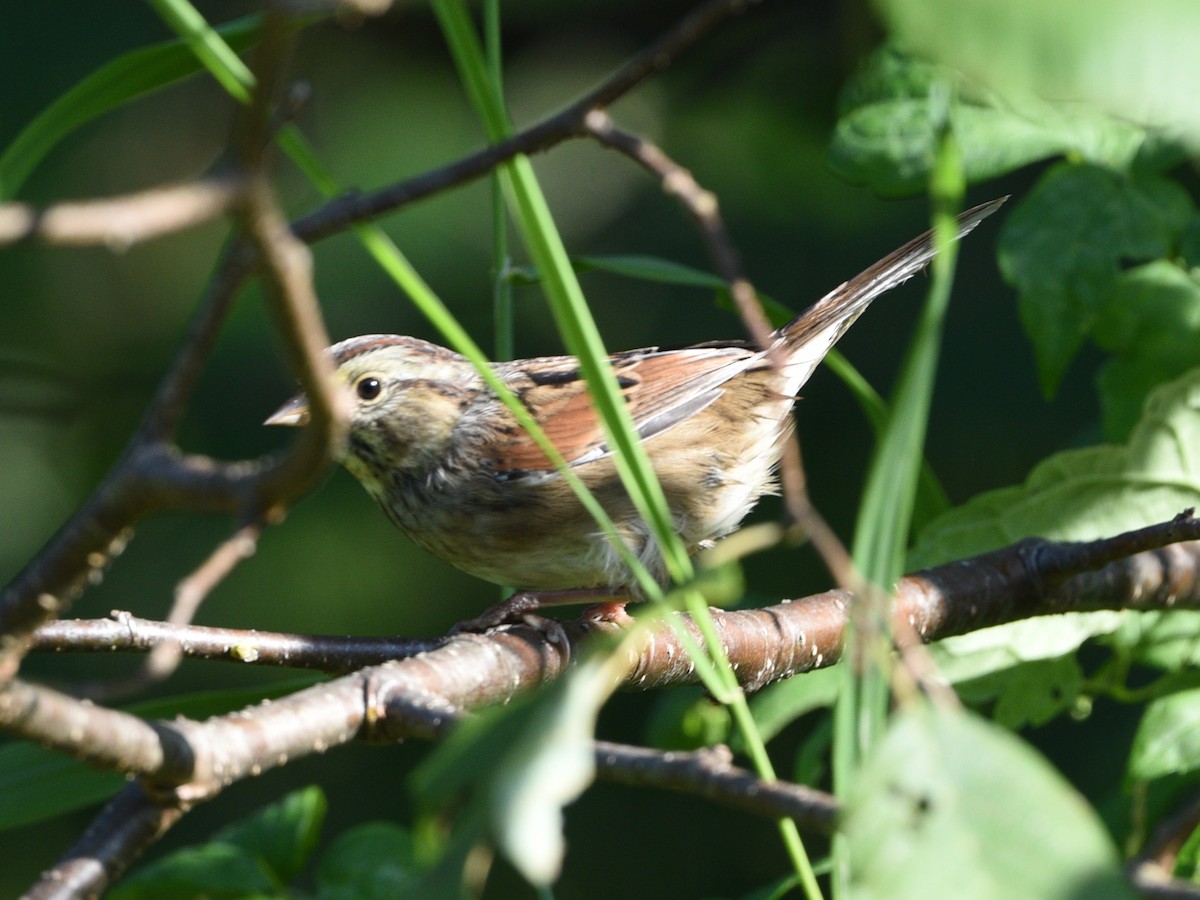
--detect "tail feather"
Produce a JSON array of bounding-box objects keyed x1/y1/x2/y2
[{"x1": 776, "y1": 197, "x2": 1007, "y2": 394}]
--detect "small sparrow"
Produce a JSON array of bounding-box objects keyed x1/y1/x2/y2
[{"x1": 267, "y1": 199, "x2": 1003, "y2": 607}]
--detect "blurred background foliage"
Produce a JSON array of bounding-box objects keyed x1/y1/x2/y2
[{"x1": 0, "y1": 1, "x2": 1110, "y2": 896}]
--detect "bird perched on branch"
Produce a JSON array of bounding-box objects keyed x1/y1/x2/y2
[{"x1": 267, "y1": 198, "x2": 1004, "y2": 618}]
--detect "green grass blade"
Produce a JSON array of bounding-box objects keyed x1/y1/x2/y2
[
  {"x1": 431, "y1": 0, "x2": 692, "y2": 584},
  {"x1": 832, "y1": 94, "x2": 968, "y2": 898}
]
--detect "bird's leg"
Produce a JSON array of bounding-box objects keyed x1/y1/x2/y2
[{"x1": 450, "y1": 587, "x2": 629, "y2": 634}]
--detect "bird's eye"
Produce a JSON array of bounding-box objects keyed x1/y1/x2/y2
[{"x1": 355, "y1": 376, "x2": 383, "y2": 402}]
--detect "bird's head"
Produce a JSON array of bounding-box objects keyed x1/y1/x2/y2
[{"x1": 265, "y1": 334, "x2": 474, "y2": 482}]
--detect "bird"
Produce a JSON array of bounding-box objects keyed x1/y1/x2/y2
[{"x1": 267, "y1": 198, "x2": 1004, "y2": 617}]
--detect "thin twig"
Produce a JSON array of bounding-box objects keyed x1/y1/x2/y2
[
  {"x1": 594, "y1": 740, "x2": 839, "y2": 833},
  {"x1": 75, "y1": 524, "x2": 265, "y2": 700},
  {"x1": 581, "y1": 112, "x2": 860, "y2": 601},
  {"x1": 0, "y1": 176, "x2": 247, "y2": 248},
  {"x1": 0, "y1": 12, "x2": 347, "y2": 683},
  {"x1": 25, "y1": 516, "x2": 1200, "y2": 681},
  {"x1": 25, "y1": 784, "x2": 183, "y2": 900},
  {"x1": 291, "y1": 0, "x2": 764, "y2": 245},
  {"x1": 13, "y1": 516, "x2": 1200, "y2": 898},
  {"x1": 33, "y1": 612, "x2": 438, "y2": 669}
]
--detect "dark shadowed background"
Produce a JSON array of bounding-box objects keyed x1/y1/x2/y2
[{"x1": 0, "y1": 2, "x2": 1109, "y2": 896}]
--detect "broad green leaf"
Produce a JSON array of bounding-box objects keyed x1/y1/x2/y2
[
  {"x1": 934, "y1": 617, "x2": 1118, "y2": 726},
  {"x1": 829, "y1": 48, "x2": 1151, "y2": 196},
  {"x1": 114, "y1": 787, "x2": 327, "y2": 898},
  {"x1": 911, "y1": 368, "x2": 1200, "y2": 566},
  {"x1": 744, "y1": 667, "x2": 841, "y2": 746},
  {"x1": 487, "y1": 655, "x2": 613, "y2": 885},
  {"x1": 1128, "y1": 688, "x2": 1200, "y2": 783},
  {"x1": 315, "y1": 822, "x2": 423, "y2": 900},
  {"x1": 1094, "y1": 261, "x2": 1200, "y2": 440},
  {"x1": 878, "y1": 0, "x2": 1200, "y2": 150},
  {"x1": 983, "y1": 656, "x2": 1084, "y2": 729},
  {"x1": 845, "y1": 704, "x2": 1131, "y2": 899},
  {"x1": 212, "y1": 785, "x2": 327, "y2": 884},
  {"x1": 791, "y1": 715, "x2": 833, "y2": 789},
  {"x1": 911, "y1": 371, "x2": 1200, "y2": 675},
  {"x1": 997, "y1": 163, "x2": 1192, "y2": 395},
  {"x1": 0, "y1": 677, "x2": 320, "y2": 830},
  {"x1": 1103, "y1": 611, "x2": 1200, "y2": 673},
  {"x1": 412, "y1": 653, "x2": 616, "y2": 886},
  {"x1": 644, "y1": 686, "x2": 732, "y2": 751},
  {"x1": 110, "y1": 843, "x2": 277, "y2": 899},
  {"x1": 0, "y1": 15, "x2": 264, "y2": 199},
  {"x1": 933, "y1": 614, "x2": 1124, "y2": 686},
  {"x1": 1180, "y1": 212, "x2": 1200, "y2": 268},
  {"x1": 831, "y1": 101, "x2": 1070, "y2": 198}
]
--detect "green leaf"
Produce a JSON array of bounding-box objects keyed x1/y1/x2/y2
[
  {"x1": 845, "y1": 704, "x2": 1132, "y2": 899},
  {"x1": 877, "y1": 0, "x2": 1200, "y2": 150},
  {"x1": 0, "y1": 678, "x2": 320, "y2": 830},
  {"x1": 645, "y1": 687, "x2": 733, "y2": 751},
  {"x1": 1104, "y1": 611, "x2": 1200, "y2": 672},
  {"x1": 412, "y1": 654, "x2": 616, "y2": 887},
  {"x1": 829, "y1": 48, "x2": 1151, "y2": 196},
  {"x1": 997, "y1": 163, "x2": 1192, "y2": 395},
  {"x1": 574, "y1": 254, "x2": 728, "y2": 289},
  {"x1": 314, "y1": 822, "x2": 423, "y2": 900},
  {"x1": 110, "y1": 843, "x2": 278, "y2": 899},
  {"x1": 1093, "y1": 261, "x2": 1200, "y2": 440},
  {"x1": 1128, "y1": 688, "x2": 1200, "y2": 783},
  {"x1": 911, "y1": 367, "x2": 1200, "y2": 567},
  {"x1": 911, "y1": 370, "x2": 1200, "y2": 683},
  {"x1": 934, "y1": 615, "x2": 1124, "y2": 686},
  {"x1": 212, "y1": 786, "x2": 327, "y2": 884},
  {"x1": 743, "y1": 667, "x2": 841, "y2": 747},
  {"x1": 986, "y1": 656, "x2": 1084, "y2": 729},
  {"x1": 486, "y1": 659, "x2": 611, "y2": 885},
  {"x1": 1174, "y1": 819, "x2": 1200, "y2": 881},
  {"x1": 0, "y1": 744, "x2": 126, "y2": 831},
  {"x1": 0, "y1": 15, "x2": 264, "y2": 199}
]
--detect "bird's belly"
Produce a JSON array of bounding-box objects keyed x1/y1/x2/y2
[{"x1": 375, "y1": 419, "x2": 785, "y2": 591}]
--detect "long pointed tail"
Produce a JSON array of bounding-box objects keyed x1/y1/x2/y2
[{"x1": 776, "y1": 196, "x2": 1007, "y2": 393}]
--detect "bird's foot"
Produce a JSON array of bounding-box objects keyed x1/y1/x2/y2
[{"x1": 449, "y1": 587, "x2": 627, "y2": 635}]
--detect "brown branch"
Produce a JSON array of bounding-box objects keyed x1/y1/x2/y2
[
  {"x1": 74, "y1": 525, "x2": 265, "y2": 700},
  {"x1": 14, "y1": 517, "x2": 1200, "y2": 769},
  {"x1": 594, "y1": 740, "x2": 838, "y2": 834},
  {"x1": 13, "y1": 515, "x2": 1200, "y2": 898},
  {"x1": 583, "y1": 110, "x2": 775, "y2": 352},
  {"x1": 25, "y1": 514, "x2": 1200, "y2": 683},
  {"x1": 1130, "y1": 793, "x2": 1200, "y2": 898},
  {"x1": 0, "y1": 11, "x2": 347, "y2": 684},
  {"x1": 32, "y1": 612, "x2": 438, "y2": 670},
  {"x1": 25, "y1": 784, "x2": 183, "y2": 900},
  {"x1": 0, "y1": 176, "x2": 247, "y2": 247},
  {"x1": 0, "y1": 0, "x2": 764, "y2": 680}
]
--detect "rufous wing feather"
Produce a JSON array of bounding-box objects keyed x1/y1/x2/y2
[{"x1": 490, "y1": 346, "x2": 758, "y2": 476}]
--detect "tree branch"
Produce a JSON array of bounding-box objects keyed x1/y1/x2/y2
[
  {"x1": 13, "y1": 514, "x2": 1200, "y2": 897},
  {"x1": 0, "y1": 176, "x2": 247, "y2": 247}
]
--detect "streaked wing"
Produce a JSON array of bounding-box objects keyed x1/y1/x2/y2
[{"x1": 492, "y1": 345, "x2": 757, "y2": 477}]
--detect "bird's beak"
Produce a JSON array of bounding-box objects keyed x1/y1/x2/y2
[{"x1": 264, "y1": 395, "x2": 311, "y2": 427}]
